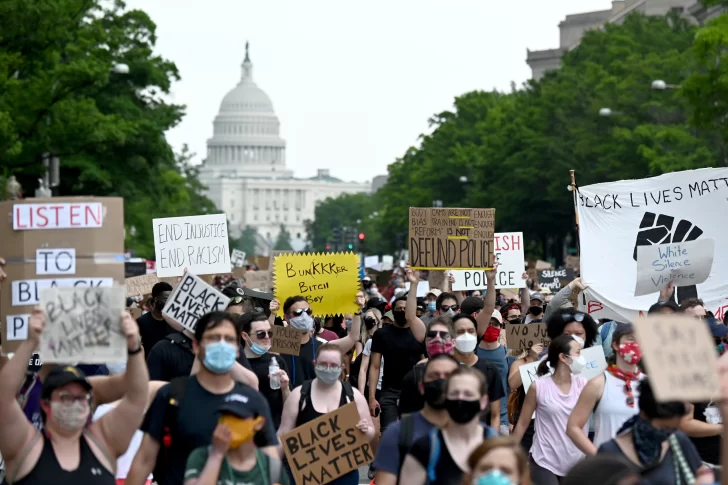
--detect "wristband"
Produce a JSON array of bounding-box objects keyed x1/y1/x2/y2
[{"x1": 128, "y1": 343, "x2": 143, "y2": 355}]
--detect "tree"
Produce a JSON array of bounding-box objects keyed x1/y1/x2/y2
[
  {"x1": 274, "y1": 224, "x2": 293, "y2": 251},
  {"x1": 230, "y1": 225, "x2": 259, "y2": 256}
]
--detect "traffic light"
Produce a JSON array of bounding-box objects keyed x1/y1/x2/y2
[
  {"x1": 332, "y1": 226, "x2": 341, "y2": 250},
  {"x1": 348, "y1": 243, "x2": 354, "y2": 250},
  {"x1": 358, "y1": 233, "x2": 365, "y2": 241},
  {"x1": 326, "y1": 244, "x2": 331, "y2": 251}
]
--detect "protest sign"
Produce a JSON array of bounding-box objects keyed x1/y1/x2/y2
[
  {"x1": 245, "y1": 270, "x2": 272, "y2": 291},
  {"x1": 274, "y1": 252, "x2": 360, "y2": 317},
  {"x1": 452, "y1": 232, "x2": 525, "y2": 290},
  {"x1": 364, "y1": 256, "x2": 379, "y2": 269},
  {"x1": 506, "y1": 323, "x2": 550, "y2": 353},
  {"x1": 381, "y1": 255, "x2": 394, "y2": 271},
  {"x1": 162, "y1": 272, "x2": 230, "y2": 332},
  {"x1": 0, "y1": 197, "x2": 125, "y2": 353},
  {"x1": 281, "y1": 402, "x2": 373, "y2": 485},
  {"x1": 408, "y1": 207, "x2": 495, "y2": 270},
  {"x1": 39, "y1": 286, "x2": 126, "y2": 363},
  {"x1": 519, "y1": 345, "x2": 607, "y2": 395},
  {"x1": 231, "y1": 249, "x2": 246, "y2": 268},
  {"x1": 575, "y1": 167, "x2": 728, "y2": 322},
  {"x1": 270, "y1": 326, "x2": 306, "y2": 356},
  {"x1": 125, "y1": 273, "x2": 160, "y2": 298},
  {"x1": 634, "y1": 239, "x2": 714, "y2": 297},
  {"x1": 124, "y1": 261, "x2": 147, "y2": 278},
  {"x1": 404, "y1": 280, "x2": 431, "y2": 298},
  {"x1": 635, "y1": 314, "x2": 718, "y2": 401},
  {"x1": 539, "y1": 269, "x2": 575, "y2": 291},
  {"x1": 152, "y1": 213, "x2": 230, "y2": 277}
]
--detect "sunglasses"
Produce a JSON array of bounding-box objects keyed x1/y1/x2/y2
[
  {"x1": 624, "y1": 381, "x2": 635, "y2": 408},
  {"x1": 255, "y1": 330, "x2": 273, "y2": 339},
  {"x1": 426, "y1": 330, "x2": 450, "y2": 339},
  {"x1": 561, "y1": 312, "x2": 585, "y2": 323},
  {"x1": 291, "y1": 308, "x2": 313, "y2": 317},
  {"x1": 440, "y1": 305, "x2": 459, "y2": 312}
]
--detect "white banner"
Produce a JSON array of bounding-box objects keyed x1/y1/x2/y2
[
  {"x1": 451, "y1": 232, "x2": 525, "y2": 290},
  {"x1": 576, "y1": 168, "x2": 728, "y2": 322}
]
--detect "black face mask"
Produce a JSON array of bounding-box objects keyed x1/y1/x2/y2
[
  {"x1": 423, "y1": 379, "x2": 447, "y2": 409},
  {"x1": 392, "y1": 311, "x2": 407, "y2": 326},
  {"x1": 445, "y1": 398, "x2": 481, "y2": 424},
  {"x1": 529, "y1": 305, "x2": 543, "y2": 316},
  {"x1": 507, "y1": 318, "x2": 521, "y2": 324},
  {"x1": 154, "y1": 297, "x2": 167, "y2": 312},
  {"x1": 364, "y1": 316, "x2": 377, "y2": 330}
]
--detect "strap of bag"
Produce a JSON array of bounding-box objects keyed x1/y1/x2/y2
[
  {"x1": 299, "y1": 380, "x2": 313, "y2": 414},
  {"x1": 425, "y1": 428, "x2": 441, "y2": 485},
  {"x1": 343, "y1": 382, "x2": 355, "y2": 403},
  {"x1": 266, "y1": 451, "x2": 283, "y2": 485}
]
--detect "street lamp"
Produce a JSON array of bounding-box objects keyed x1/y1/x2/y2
[{"x1": 651, "y1": 80, "x2": 680, "y2": 90}]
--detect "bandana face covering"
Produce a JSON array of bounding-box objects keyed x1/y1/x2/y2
[
  {"x1": 617, "y1": 341, "x2": 642, "y2": 365},
  {"x1": 426, "y1": 339, "x2": 455, "y2": 357},
  {"x1": 631, "y1": 415, "x2": 674, "y2": 466},
  {"x1": 219, "y1": 415, "x2": 263, "y2": 448}
]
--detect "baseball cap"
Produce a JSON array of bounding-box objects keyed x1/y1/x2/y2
[
  {"x1": 218, "y1": 396, "x2": 260, "y2": 419},
  {"x1": 42, "y1": 366, "x2": 92, "y2": 399},
  {"x1": 426, "y1": 288, "x2": 442, "y2": 299},
  {"x1": 530, "y1": 293, "x2": 545, "y2": 303},
  {"x1": 491, "y1": 310, "x2": 503, "y2": 325},
  {"x1": 383, "y1": 311, "x2": 394, "y2": 321},
  {"x1": 647, "y1": 300, "x2": 680, "y2": 314},
  {"x1": 707, "y1": 317, "x2": 728, "y2": 338}
]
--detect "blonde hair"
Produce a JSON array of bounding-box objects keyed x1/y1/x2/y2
[{"x1": 360, "y1": 308, "x2": 382, "y2": 344}]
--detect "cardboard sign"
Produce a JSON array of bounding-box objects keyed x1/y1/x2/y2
[
  {"x1": 245, "y1": 271, "x2": 272, "y2": 291},
  {"x1": 125, "y1": 273, "x2": 160, "y2": 298},
  {"x1": 408, "y1": 207, "x2": 495, "y2": 270},
  {"x1": 39, "y1": 286, "x2": 126, "y2": 363},
  {"x1": 519, "y1": 345, "x2": 607, "y2": 395},
  {"x1": 538, "y1": 268, "x2": 575, "y2": 291},
  {"x1": 452, "y1": 232, "x2": 526, "y2": 290},
  {"x1": 231, "y1": 249, "x2": 246, "y2": 268},
  {"x1": 274, "y1": 252, "x2": 360, "y2": 317},
  {"x1": 634, "y1": 239, "x2": 714, "y2": 297},
  {"x1": 162, "y1": 272, "x2": 230, "y2": 332},
  {"x1": 0, "y1": 197, "x2": 125, "y2": 353},
  {"x1": 281, "y1": 402, "x2": 373, "y2": 485},
  {"x1": 505, "y1": 323, "x2": 551, "y2": 353},
  {"x1": 404, "y1": 280, "x2": 431, "y2": 298},
  {"x1": 270, "y1": 325, "x2": 306, "y2": 356},
  {"x1": 635, "y1": 315, "x2": 718, "y2": 402},
  {"x1": 152, "y1": 213, "x2": 231, "y2": 277}
]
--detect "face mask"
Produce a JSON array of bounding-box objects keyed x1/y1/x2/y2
[
  {"x1": 443, "y1": 308, "x2": 456, "y2": 318},
  {"x1": 507, "y1": 318, "x2": 520, "y2": 325},
  {"x1": 423, "y1": 379, "x2": 447, "y2": 409},
  {"x1": 51, "y1": 400, "x2": 89, "y2": 432},
  {"x1": 345, "y1": 319, "x2": 353, "y2": 330},
  {"x1": 154, "y1": 297, "x2": 167, "y2": 312},
  {"x1": 314, "y1": 365, "x2": 341, "y2": 385},
  {"x1": 393, "y1": 311, "x2": 407, "y2": 326},
  {"x1": 290, "y1": 313, "x2": 314, "y2": 332},
  {"x1": 483, "y1": 326, "x2": 501, "y2": 343},
  {"x1": 455, "y1": 333, "x2": 478, "y2": 354},
  {"x1": 617, "y1": 341, "x2": 642, "y2": 365},
  {"x1": 203, "y1": 341, "x2": 237, "y2": 374},
  {"x1": 219, "y1": 415, "x2": 263, "y2": 448},
  {"x1": 426, "y1": 339, "x2": 455, "y2": 357},
  {"x1": 529, "y1": 305, "x2": 542, "y2": 316},
  {"x1": 445, "y1": 398, "x2": 482, "y2": 424},
  {"x1": 249, "y1": 341, "x2": 270, "y2": 356},
  {"x1": 567, "y1": 354, "x2": 587, "y2": 374},
  {"x1": 364, "y1": 316, "x2": 377, "y2": 330},
  {"x1": 570, "y1": 335, "x2": 585, "y2": 348},
  {"x1": 473, "y1": 470, "x2": 514, "y2": 485},
  {"x1": 427, "y1": 301, "x2": 437, "y2": 312}
]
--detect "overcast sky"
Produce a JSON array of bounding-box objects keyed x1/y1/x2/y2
[{"x1": 123, "y1": 0, "x2": 610, "y2": 183}]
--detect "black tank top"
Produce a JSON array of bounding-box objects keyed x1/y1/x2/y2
[
  {"x1": 296, "y1": 382, "x2": 350, "y2": 427},
  {"x1": 13, "y1": 432, "x2": 115, "y2": 485}
]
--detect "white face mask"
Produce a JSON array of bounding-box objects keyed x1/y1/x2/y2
[
  {"x1": 455, "y1": 333, "x2": 478, "y2": 354},
  {"x1": 567, "y1": 354, "x2": 587, "y2": 374}
]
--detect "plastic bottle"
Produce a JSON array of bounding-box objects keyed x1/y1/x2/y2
[{"x1": 269, "y1": 357, "x2": 281, "y2": 390}]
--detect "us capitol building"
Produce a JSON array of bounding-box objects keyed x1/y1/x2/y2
[{"x1": 198, "y1": 44, "x2": 372, "y2": 253}]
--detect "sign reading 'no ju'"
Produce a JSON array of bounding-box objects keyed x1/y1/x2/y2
[{"x1": 408, "y1": 207, "x2": 495, "y2": 270}]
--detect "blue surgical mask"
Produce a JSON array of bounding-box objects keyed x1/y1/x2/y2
[
  {"x1": 427, "y1": 301, "x2": 436, "y2": 312},
  {"x1": 472, "y1": 470, "x2": 513, "y2": 485},
  {"x1": 202, "y1": 342, "x2": 237, "y2": 374},
  {"x1": 106, "y1": 362, "x2": 127, "y2": 375},
  {"x1": 250, "y1": 342, "x2": 270, "y2": 356}
]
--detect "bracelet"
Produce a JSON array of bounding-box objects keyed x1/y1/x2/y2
[{"x1": 128, "y1": 343, "x2": 143, "y2": 355}]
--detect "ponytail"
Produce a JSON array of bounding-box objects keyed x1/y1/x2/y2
[
  {"x1": 536, "y1": 359, "x2": 550, "y2": 376},
  {"x1": 537, "y1": 334, "x2": 575, "y2": 376}
]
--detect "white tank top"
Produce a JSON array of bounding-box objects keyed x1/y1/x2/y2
[{"x1": 593, "y1": 371, "x2": 642, "y2": 449}]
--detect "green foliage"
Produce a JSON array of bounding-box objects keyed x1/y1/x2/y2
[
  {"x1": 230, "y1": 225, "x2": 260, "y2": 256},
  {"x1": 273, "y1": 224, "x2": 293, "y2": 251}
]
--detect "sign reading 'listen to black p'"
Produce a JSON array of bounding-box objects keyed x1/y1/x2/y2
[
  {"x1": 162, "y1": 272, "x2": 230, "y2": 332},
  {"x1": 409, "y1": 207, "x2": 496, "y2": 270}
]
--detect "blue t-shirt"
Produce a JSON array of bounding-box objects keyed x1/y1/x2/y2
[
  {"x1": 477, "y1": 345, "x2": 510, "y2": 425},
  {"x1": 373, "y1": 412, "x2": 436, "y2": 477}
]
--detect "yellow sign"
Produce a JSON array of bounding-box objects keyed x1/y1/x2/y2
[{"x1": 274, "y1": 252, "x2": 360, "y2": 317}]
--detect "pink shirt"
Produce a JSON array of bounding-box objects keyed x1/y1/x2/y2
[{"x1": 531, "y1": 374, "x2": 588, "y2": 477}]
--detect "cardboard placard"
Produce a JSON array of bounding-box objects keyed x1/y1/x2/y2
[
  {"x1": 505, "y1": 323, "x2": 550, "y2": 353},
  {"x1": 452, "y1": 232, "x2": 526, "y2": 290},
  {"x1": 39, "y1": 286, "x2": 126, "y2": 363},
  {"x1": 162, "y1": 272, "x2": 230, "y2": 333},
  {"x1": 245, "y1": 271, "x2": 272, "y2": 292},
  {"x1": 274, "y1": 253, "x2": 360, "y2": 317},
  {"x1": 634, "y1": 239, "x2": 714, "y2": 297},
  {"x1": 270, "y1": 325, "x2": 306, "y2": 356},
  {"x1": 152, "y1": 213, "x2": 231, "y2": 277},
  {"x1": 0, "y1": 197, "x2": 125, "y2": 353},
  {"x1": 231, "y1": 249, "x2": 246, "y2": 268},
  {"x1": 519, "y1": 346, "x2": 607, "y2": 395},
  {"x1": 408, "y1": 207, "x2": 495, "y2": 270},
  {"x1": 635, "y1": 315, "x2": 718, "y2": 402},
  {"x1": 538, "y1": 268, "x2": 575, "y2": 291},
  {"x1": 125, "y1": 273, "x2": 160, "y2": 298},
  {"x1": 281, "y1": 402, "x2": 373, "y2": 485},
  {"x1": 124, "y1": 261, "x2": 147, "y2": 278}
]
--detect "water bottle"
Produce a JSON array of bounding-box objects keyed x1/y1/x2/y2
[{"x1": 269, "y1": 357, "x2": 281, "y2": 390}]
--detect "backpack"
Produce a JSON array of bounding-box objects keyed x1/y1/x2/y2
[
  {"x1": 299, "y1": 379, "x2": 355, "y2": 414},
  {"x1": 154, "y1": 376, "x2": 189, "y2": 480},
  {"x1": 424, "y1": 426, "x2": 497, "y2": 484}
]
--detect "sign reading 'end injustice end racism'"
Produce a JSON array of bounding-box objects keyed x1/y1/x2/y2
[{"x1": 408, "y1": 207, "x2": 495, "y2": 270}]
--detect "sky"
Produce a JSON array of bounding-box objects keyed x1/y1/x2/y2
[{"x1": 123, "y1": 0, "x2": 611, "y2": 184}]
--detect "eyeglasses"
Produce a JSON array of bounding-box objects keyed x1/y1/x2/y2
[
  {"x1": 624, "y1": 381, "x2": 635, "y2": 408},
  {"x1": 561, "y1": 312, "x2": 585, "y2": 323},
  {"x1": 426, "y1": 330, "x2": 450, "y2": 339},
  {"x1": 291, "y1": 308, "x2": 313, "y2": 317},
  {"x1": 315, "y1": 364, "x2": 341, "y2": 371},
  {"x1": 255, "y1": 330, "x2": 273, "y2": 339},
  {"x1": 55, "y1": 392, "x2": 91, "y2": 405},
  {"x1": 440, "y1": 305, "x2": 459, "y2": 312}
]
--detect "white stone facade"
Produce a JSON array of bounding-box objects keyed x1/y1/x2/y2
[{"x1": 198, "y1": 44, "x2": 371, "y2": 253}]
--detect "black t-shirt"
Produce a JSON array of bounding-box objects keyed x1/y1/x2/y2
[
  {"x1": 690, "y1": 401, "x2": 722, "y2": 465},
  {"x1": 370, "y1": 324, "x2": 423, "y2": 392},
  {"x1": 137, "y1": 312, "x2": 176, "y2": 356},
  {"x1": 248, "y1": 353, "x2": 290, "y2": 429},
  {"x1": 141, "y1": 376, "x2": 278, "y2": 485},
  {"x1": 471, "y1": 355, "x2": 505, "y2": 415},
  {"x1": 409, "y1": 427, "x2": 493, "y2": 485},
  {"x1": 279, "y1": 337, "x2": 319, "y2": 388}
]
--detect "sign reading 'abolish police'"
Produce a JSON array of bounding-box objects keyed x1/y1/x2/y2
[
  {"x1": 409, "y1": 207, "x2": 495, "y2": 270},
  {"x1": 162, "y1": 271, "x2": 229, "y2": 332}
]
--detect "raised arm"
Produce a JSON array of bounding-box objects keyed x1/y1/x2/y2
[
  {"x1": 88, "y1": 372, "x2": 128, "y2": 407},
  {"x1": 404, "y1": 265, "x2": 426, "y2": 342},
  {"x1": 445, "y1": 272, "x2": 465, "y2": 305},
  {"x1": 476, "y1": 262, "x2": 498, "y2": 338},
  {"x1": 0, "y1": 308, "x2": 43, "y2": 465},
  {"x1": 268, "y1": 299, "x2": 280, "y2": 327},
  {"x1": 97, "y1": 312, "x2": 149, "y2": 457},
  {"x1": 567, "y1": 375, "x2": 604, "y2": 455},
  {"x1": 330, "y1": 309, "x2": 362, "y2": 353}
]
